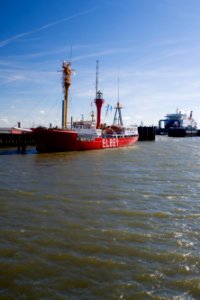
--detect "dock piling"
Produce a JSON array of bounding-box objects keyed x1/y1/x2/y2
[{"x1": 138, "y1": 126, "x2": 156, "y2": 141}]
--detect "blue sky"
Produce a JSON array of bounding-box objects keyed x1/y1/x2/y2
[{"x1": 1, "y1": 0, "x2": 200, "y2": 128}]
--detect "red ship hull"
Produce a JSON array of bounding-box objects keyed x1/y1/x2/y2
[
  {"x1": 33, "y1": 128, "x2": 138, "y2": 153},
  {"x1": 32, "y1": 62, "x2": 139, "y2": 153}
]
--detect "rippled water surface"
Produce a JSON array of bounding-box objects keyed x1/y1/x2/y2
[{"x1": 1, "y1": 136, "x2": 200, "y2": 299}]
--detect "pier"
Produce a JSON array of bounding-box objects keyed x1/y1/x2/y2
[{"x1": 0, "y1": 128, "x2": 35, "y2": 153}]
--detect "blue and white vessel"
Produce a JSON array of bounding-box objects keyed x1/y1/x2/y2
[{"x1": 157, "y1": 110, "x2": 198, "y2": 137}]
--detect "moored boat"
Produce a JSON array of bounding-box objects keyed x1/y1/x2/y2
[
  {"x1": 156, "y1": 110, "x2": 198, "y2": 137},
  {"x1": 32, "y1": 61, "x2": 138, "y2": 152}
]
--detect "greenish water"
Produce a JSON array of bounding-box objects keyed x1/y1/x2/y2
[{"x1": 1, "y1": 136, "x2": 200, "y2": 299}]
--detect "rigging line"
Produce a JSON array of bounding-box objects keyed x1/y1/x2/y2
[{"x1": 69, "y1": 45, "x2": 73, "y2": 62}]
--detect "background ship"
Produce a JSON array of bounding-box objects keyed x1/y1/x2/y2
[
  {"x1": 156, "y1": 110, "x2": 198, "y2": 137},
  {"x1": 33, "y1": 61, "x2": 138, "y2": 152}
]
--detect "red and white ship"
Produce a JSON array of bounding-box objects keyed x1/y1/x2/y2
[{"x1": 33, "y1": 61, "x2": 138, "y2": 152}]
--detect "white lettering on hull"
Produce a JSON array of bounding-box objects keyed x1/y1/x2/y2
[{"x1": 102, "y1": 138, "x2": 119, "y2": 148}]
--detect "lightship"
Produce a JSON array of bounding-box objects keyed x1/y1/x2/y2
[{"x1": 32, "y1": 61, "x2": 138, "y2": 152}]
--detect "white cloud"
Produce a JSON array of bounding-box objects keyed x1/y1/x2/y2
[
  {"x1": 39, "y1": 110, "x2": 46, "y2": 115},
  {"x1": 0, "y1": 116, "x2": 9, "y2": 124}
]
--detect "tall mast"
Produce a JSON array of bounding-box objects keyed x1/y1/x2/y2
[
  {"x1": 62, "y1": 61, "x2": 72, "y2": 128},
  {"x1": 94, "y1": 61, "x2": 104, "y2": 128}
]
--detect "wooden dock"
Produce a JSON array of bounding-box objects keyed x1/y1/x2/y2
[{"x1": 0, "y1": 128, "x2": 35, "y2": 153}]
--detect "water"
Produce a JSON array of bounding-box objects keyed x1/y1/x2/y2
[{"x1": 1, "y1": 136, "x2": 200, "y2": 299}]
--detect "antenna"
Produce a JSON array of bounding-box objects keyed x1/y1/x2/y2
[
  {"x1": 96, "y1": 60, "x2": 99, "y2": 96},
  {"x1": 118, "y1": 78, "x2": 120, "y2": 102}
]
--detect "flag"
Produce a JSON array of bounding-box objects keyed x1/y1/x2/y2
[{"x1": 106, "y1": 104, "x2": 110, "y2": 116}]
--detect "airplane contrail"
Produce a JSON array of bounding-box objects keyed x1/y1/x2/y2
[{"x1": 0, "y1": 8, "x2": 97, "y2": 48}]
